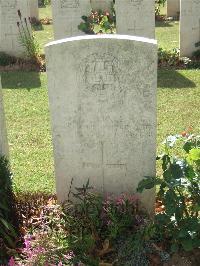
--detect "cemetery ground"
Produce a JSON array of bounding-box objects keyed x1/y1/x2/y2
[{"x1": 1, "y1": 4, "x2": 200, "y2": 266}]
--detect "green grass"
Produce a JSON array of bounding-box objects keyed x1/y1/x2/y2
[
  {"x1": 156, "y1": 21, "x2": 179, "y2": 51},
  {"x1": 1, "y1": 73, "x2": 54, "y2": 194},
  {"x1": 1, "y1": 70, "x2": 200, "y2": 194},
  {"x1": 34, "y1": 6, "x2": 54, "y2": 52}
]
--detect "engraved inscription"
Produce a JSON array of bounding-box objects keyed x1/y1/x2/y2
[
  {"x1": 82, "y1": 53, "x2": 123, "y2": 101},
  {"x1": 0, "y1": 0, "x2": 18, "y2": 24},
  {"x1": 60, "y1": 0, "x2": 80, "y2": 8},
  {"x1": 130, "y1": 0, "x2": 143, "y2": 6}
]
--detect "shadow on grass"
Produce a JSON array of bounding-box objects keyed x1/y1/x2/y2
[
  {"x1": 1, "y1": 72, "x2": 41, "y2": 89},
  {"x1": 158, "y1": 70, "x2": 196, "y2": 89},
  {"x1": 156, "y1": 21, "x2": 174, "y2": 27}
]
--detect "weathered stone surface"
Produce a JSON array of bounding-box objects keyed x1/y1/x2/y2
[
  {"x1": 167, "y1": 0, "x2": 180, "y2": 18},
  {"x1": 0, "y1": 0, "x2": 31, "y2": 57},
  {"x1": 180, "y1": 0, "x2": 200, "y2": 57},
  {"x1": 91, "y1": 0, "x2": 113, "y2": 11},
  {"x1": 46, "y1": 35, "x2": 157, "y2": 212},
  {"x1": 115, "y1": 0, "x2": 155, "y2": 39},
  {"x1": 52, "y1": 0, "x2": 91, "y2": 39},
  {"x1": 29, "y1": 0, "x2": 39, "y2": 19},
  {"x1": 0, "y1": 77, "x2": 8, "y2": 157}
]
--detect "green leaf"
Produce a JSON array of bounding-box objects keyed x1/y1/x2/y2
[
  {"x1": 188, "y1": 148, "x2": 200, "y2": 161},
  {"x1": 137, "y1": 176, "x2": 156, "y2": 193},
  {"x1": 93, "y1": 24, "x2": 101, "y2": 34},
  {"x1": 181, "y1": 239, "x2": 194, "y2": 251},
  {"x1": 171, "y1": 243, "x2": 179, "y2": 253}
]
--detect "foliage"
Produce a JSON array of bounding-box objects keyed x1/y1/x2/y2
[
  {"x1": 10, "y1": 182, "x2": 171, "y2": 265},
  {"x1": 62, "y1": 180, "x2": 155, "y2": 265},
  {"x1": 137, "y1": 132, "x2": 200, "y2": 253},
  {"x1": 13, "y1": 204, "x2": 70, "y2": 266},
  {"x1": 0, "y1": 52, "x2": 17, "y2": 66},
  {"x1": 158, "y1": 47, "x2": 180, "y2": 67},
  {"x1": 17, "y1": 10, "x2": 40, "y2": 61},
  {"x1": 155, "y1": 0, "x2": 167, "y2": 16},
  {"x1": 0, "y1": 156, "x2": 20, "y2": 264},
  {"x1": 78, "y1": 10, "x2": 116, "y2": 35},
  {"x1": 38, "y1": 0, "x2": 51, "y2": 7}
]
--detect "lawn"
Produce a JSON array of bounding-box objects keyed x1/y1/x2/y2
[
  {"x1": 1, "y1": 69, "x2": 200, "y2": 193},
  {"x1": 1, "y1": 5, "x2": 199, "y2": 194}
]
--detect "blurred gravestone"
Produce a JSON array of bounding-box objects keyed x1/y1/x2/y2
[
  {"x1": 91, "y1": 0, "x2": 113, "y2": 11},
  {"x1": 29, "y1": 0, "x2": 39, "y2": 19},
  {"x1": 52, "y1": 0, "x2": 91, "y2": 39},
  {"x1": 45, "y1": 35, "x2": 157, "y2": 213},
  {"x1": 115, "y1": 0, "x2": 155, "y2": 39},
  {"x1": 167, "y1": 0, "x2": 180, "y2": 19},
  {"x1": 0, "y1": 0, "x2": 31, "y2": 57},
  {"x1": 180, "y1": 0, "x2": 200, "y2": 57}
]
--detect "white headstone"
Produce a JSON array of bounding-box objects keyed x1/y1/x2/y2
[
  {"x1": 46, "y1": 35, "x2": 157, "y2": 212},
  {"x1": 29, "y1": 0, "x2": 39, "y2": 19},
  {"x1": 0, "y1": 77, "x2": 9, "y2": 157},
  {"x1": 91, "y1": 0, "x2": 113, "y2": 11},
  {"x1": 115, "y1": 0, "x2": 155, "y2": 39},
  {"x1": 0, "y1": 0, "x2": 31, "y2": 57},
  {"x1": 167, "y1": 0, "x2": 180, "y2": 18},
  {"x1": 180, "y1": 0, "x2": 200, "y2": 57},
  {"x1": 52, "y1": 0, "x2": 91, "y2": 39}
]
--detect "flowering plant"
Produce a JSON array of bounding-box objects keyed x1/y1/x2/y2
[
  {"x1": 78, "y1": 9, "x2": 116, "y2": 35},
  {"x1": 137, "y1": 131, "x2": 200, "y2": 252}
]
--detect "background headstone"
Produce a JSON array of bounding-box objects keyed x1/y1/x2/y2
[
  {"x1": 91, "y1": 0, "x2": 113, "y2": 11},
  {"x1": 46, "y1": 35, "x2": 157, "y2": 212},
  {"x1": 0, "y1": 0, "x2": 31, "y2": 57},
  {"x1": 52, "y1": 0, "x2": 91, "y2": 39},
  {"x1": 29, "y1": 0, "x2": 39, "y2": 19},
  {"x1": 115, "y1": 0, "x2": 155, "y2": 39},
  {"x1": 180, "y1": 0, "x2": 200, "y2": 57},
  {"x1": 0, "y1": 77, "x2": 9, "y2": 157},
  {"x1": 167, "y1": 0, "x2": 180, "y2": 18}
]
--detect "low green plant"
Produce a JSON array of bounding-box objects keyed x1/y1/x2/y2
[
  {"x1": 0, "y1": 156, "x2": 19, "y2": 264},
  {"x1": 158, "y1": 47, "x2": 180, "y2": 67},
  {"x1": 78, "y1": 9, "x2": 116, "y2": 34},
  {"x1": 155, "y1": 0, "x2": 167, "y2": 16},
  {"x1": 62, "y1": 180, "x2": 153, "y2": 265},
  {"x1": 0, "y1": 52, "x2": 17, "y2": 66},
  {"x1": 17, "y1": 10, "x2": 40, "y2": 61},
  {"x1": 137, "y1": 132, "x2": 200, "y2": 253}
]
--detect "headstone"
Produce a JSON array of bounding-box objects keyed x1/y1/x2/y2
[
  {"x1": 180, "y1": 0, "x2": 200, "y2": 57},
  {"x1": 0, "y1": 0, "x2": 31, "y2": 57},
  {"x1": 0, "y1": 77, "x2": 9, "y2": 157},
  {"x1": 91, "y1": 0, "x2": 113, "y2": 11},
  {"x1": 51, "y1": 0, "x2": 91, "y2": 39},
  {"x1": 115, "y1": 0, "x2": 155, "y2": 39},
  {"x1": 45, "y1": 35, "x2": 157, "y2": 213},
  {"x1": 167, "y1": 0, "x2": 180, "y2": 18},
  {"x1": 29, "y1": 0, "x2": 39, "y2": 19}
]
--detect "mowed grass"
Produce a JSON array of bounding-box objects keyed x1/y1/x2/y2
[{"x1": 1, "y1": 70, "x2": 200, "y2": 193}]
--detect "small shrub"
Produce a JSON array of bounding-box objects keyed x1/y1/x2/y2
[
  {"x1": 0, "y1": 156, "x2": 20, "y2": 264},
  {"x1": 0, "y1": 52, "x2": 17, "y2": 66},
  {"x1": 138, "y1": 132, "x2": 200, "y2": 253},
  {"x1": 158, "y1": 47, "x2": 180, "y2": 67},
  {"x1": 17, "y1": 10, "x2": 40, "y2": 62},
  {"x1": 78, "y1": 9, "x2": 116, "y2": 35}
]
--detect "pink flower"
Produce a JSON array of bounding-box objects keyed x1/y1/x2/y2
[
  {"x1": 64, "y1": 251, "x2": 75, "y2": 260},
  {"x1": 8, "y1": 257, "x2": 16, "y2": 266}
]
